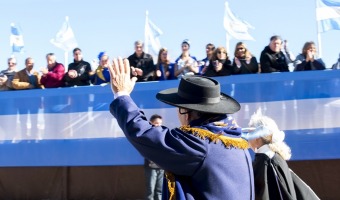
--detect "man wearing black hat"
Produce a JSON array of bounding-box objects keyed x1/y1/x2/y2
[{"x1": 108, "y1": 58, "x2": 254, "y2": 199}]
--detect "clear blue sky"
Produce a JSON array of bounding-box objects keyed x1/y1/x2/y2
[{"x1": 0, "y1": 0, "x2": 339, "y2": 71}]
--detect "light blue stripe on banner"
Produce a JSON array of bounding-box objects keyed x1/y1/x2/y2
[{"x1": 0, "y1": 127, "x2": 340, "y2": 167}]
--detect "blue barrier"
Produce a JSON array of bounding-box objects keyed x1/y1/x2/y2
[{"x1": 0, "y1": 70, "x2": 340, "y2": 166}]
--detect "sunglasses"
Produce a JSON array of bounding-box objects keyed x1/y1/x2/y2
[
  {"x1": 8, "y1": 62, "x2": 16, "y2": 65},
  {"x1": 237, "y1": 48, "x2": 245, "y2": 51},
  {"x1": 179, "y1": 108, "x2": 191, "y2": 115},
  {"x1": 217, "y1": 51, "x2": 226, "y2": 54},
  {"x1": 206, "y1": 47, "x2": 215, "y2": 50}
]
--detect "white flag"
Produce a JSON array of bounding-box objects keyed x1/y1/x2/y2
[
  {"x1": 316, "y1": 0, "x2": 340, "y2": 33},
  {"x1": 50, "y1": 16, "x2": 78, "y2": 52},
  {"x1": 10, "y1": 23, "x2": 24, "y2": 53},
  {"x1": 223, "y1": 2, "x2": 255, "y2": 41},
  {"x1": 144, "y1": 11, "x2": 163, "y2": 56}
]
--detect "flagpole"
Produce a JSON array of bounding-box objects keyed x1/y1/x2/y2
[
  {"x1": 225, "y1": 33, "x2": 230, "y2": 53},
  {"x1": 316, "y1": 0, "x2": 322, "y2": 57},
  {"x1": 144, "y1": 10, "x2": 149, "y2": 54}
]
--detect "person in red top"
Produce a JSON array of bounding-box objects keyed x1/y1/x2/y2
[{"x1": 40, "y1": 53, "x2": 65, "y2": 88}]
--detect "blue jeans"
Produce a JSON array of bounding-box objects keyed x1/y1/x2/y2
[{"x1": 145, "y1": 167, "x2": 164, "y2": 200}]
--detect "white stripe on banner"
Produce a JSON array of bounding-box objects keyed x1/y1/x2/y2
[{"x1": 1, "y1": 97, "x2": 340, "y2": 142}]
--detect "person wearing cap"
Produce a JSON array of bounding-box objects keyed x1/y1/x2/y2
[
  {"x1": 91, "y1": 52, "x2": 111, "y2": 85},
  {"x1": 174, "y1": 39, "x2": 199, "y2": 78},
  {"x1": 242, "y1": 110, "x2": 320, "y2": 200},
  {"x1": 108, "y1": 57, "x2": 254, "y2": 199}
]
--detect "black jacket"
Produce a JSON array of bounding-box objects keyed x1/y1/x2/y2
[
  {"x1": 260, "y1": 46, "x2": 289, "y2": 73},
  {"x1": 127, "y1": 52, "x2": 155, "y2": 82},
  {"x1": 64, "y1": 60, "x2": 92, "y2": 87}
]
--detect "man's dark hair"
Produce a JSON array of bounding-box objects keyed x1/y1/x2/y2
[
  {"x1": 150, "y1": 114, "x2": 162, "y2": 122},
  {"x1": 73, "y1": 47, "x2": 81, "y2": 54},
  {"x1": 270, "y1": 35, "x2": 282, "y2": 42}
]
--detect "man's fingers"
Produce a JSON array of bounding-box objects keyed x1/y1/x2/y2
[
  {"x1": 113, "y1": 58, "x2": 121, "y2": 75},
  {"x1": 117, "y1": 57, "x2": 125, "y2": 74},
  {"x1": 123, "y1": 58, "x2": 130, "y2": 75},
  {"x1": 108, "y1": 58, "x2": 117, "y2": 79}
]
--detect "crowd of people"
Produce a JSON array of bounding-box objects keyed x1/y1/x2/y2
[{"x1": 1, "y1": 35, "x2": 339, "y2": 91}]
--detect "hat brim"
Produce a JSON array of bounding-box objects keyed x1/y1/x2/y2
[{"x1": 156, "y1": 88, "x2": 240, "y2": 114}]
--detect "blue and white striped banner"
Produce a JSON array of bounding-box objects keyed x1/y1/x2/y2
[{"x1": 1, "y1": 70, "x2": 340, "y2": 166}]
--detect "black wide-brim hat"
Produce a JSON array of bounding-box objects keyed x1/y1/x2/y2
[{"x1": 156, "y1": 75, "x2": 240, "y2": 114}]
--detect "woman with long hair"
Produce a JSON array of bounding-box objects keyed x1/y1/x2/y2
[
  {"x1": 232, "y1": 42, "x2": 260, "y2": 74},
  {"x1": 203, "y1": 46, "x2": 232, "y2": 77},
  {"x1": 293, "y1": 41, "x2": 326, "y2": 71},
  {"x1": 154, "y1": 48, "x2": 176, "y2": 80}
]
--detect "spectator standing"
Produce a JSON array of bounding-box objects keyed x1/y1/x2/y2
[
  {"x1": 40, "y1": 53, "x2": 65, "y2": 88},
  {"x1": 203, "y1": 46, "x2": 233, "y2": 77},
  {"x1": 198, "y1": 43, "x2": 215, "y2": 74},
  {"x1": 154, "y1": 48, "x2": 176, "y2": 81},
  {"x1": 144, "y1": 114, "x2": 164, "y2": 200},
  {"x1": 232, "y1": 42, "x2": 259, "y2": 74},
  {"x1": 260, "y1": 35, "x2": 289, "y2": 73},
  {"x1": 64, "y1": 48, "x2": 92, "y2": 87},
  {"x1": 174, "y1": 39, "x2": 198, "y2": 78},
  {"x1": 294, "y1": 41, "x2": 326, "y2": 71},
  {"x1": 12, "y1": 57, "x2": 42, "y2": 89},
  {"x1": 127, "y1": 40, "x2": 155, "y2": 82},
  {"x1": 0, "y1": 57, "x2": 17, "y2": 91},
  {"x1": 91, "y1": 52, "x2": 111, "y2": 85}
]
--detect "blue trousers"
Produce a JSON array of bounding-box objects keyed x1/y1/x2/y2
[{"x1": 145, "y1": 167, "x2": 164, "y2": 200}]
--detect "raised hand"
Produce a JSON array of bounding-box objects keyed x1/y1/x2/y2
[{"x1": 108, "y1": 57, "x2": 137, "y2": 95}]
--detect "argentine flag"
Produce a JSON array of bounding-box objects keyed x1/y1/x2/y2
[
  {"x1": 10, "y1": 23, "x2": 24, "y2": 53},
  {"x1": 316, "y1": 0, "x2": 340, "y2": 32}
]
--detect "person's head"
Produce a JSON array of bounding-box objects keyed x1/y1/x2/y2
[
  {"x1": 212, "y1": 47, "x2": 228, "y2": 61},
  {"x1": 7, "y1": 57, "x2": 17, "y2": 71},
  {"x1": 157, "y1": 48, "x2": 169, "y2": 64},
  {"x1": 25, "y1": 57, "x2": 34, "y2": 71},
  {"x1": 46, "y1": 53, "x2": 56, "y2": 68},
  {"x1": 99, "y1": 53, "x2": 110, "y2": 67},
  {"x1": 134, "y1": 40, "x2": 144, "y2": 56},
  {"x1": 242, "y1": 109, "x2": 291, "y2": 160},
  {"x1": 150, "y1": 114, "x2": 163, "y2": 126},
  {"x1": 269, "y1": 35, "x2": 283, "y2": 53},
  {"x1": 181, "y1": 39, "x2": 190, "y2": 53},
  {"x1": 205, "y1": 43, "x2": 215, "y2": 57},
  {"x1": 302, "y1": 41, "x2": 317, "y2": 56},
  {"x1": 73, "y1": 47, "x2": 83, "y2": 62},
  {"x1": 234, "y1": 42, "x2": 251, "y2": 59},
  {"x1": 156, "y1": 75, "x2": 240, "y2": 126}
]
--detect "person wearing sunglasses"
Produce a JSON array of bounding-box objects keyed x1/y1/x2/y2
[
  {"x1": 232, "y1": 42, "x2": 260, "y2": 74},
  {"x1": 203, "y1": 46, "x2": 233, "y2": 77}
]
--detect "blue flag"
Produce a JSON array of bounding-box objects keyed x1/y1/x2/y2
[
  {"x1": 10, "y1": 23, "x2": 24, "y2": 53},
  {"x1": 316, "y1": 0, "x2": 340, "y2": 32}
]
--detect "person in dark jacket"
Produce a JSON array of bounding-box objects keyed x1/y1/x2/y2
[
  {"x1": 64, "y1": 48, "x2": 92, "y2": 87},
  {"x1": 242, "y1": 109, "x2": 320, "y2": 200},
  {"x1": 108, "y1": 57, "x2": 254, "y2": 200},
  {"x1": 203, "y1": 46, "x2": 233, "y2": 77},
  {"x1": 293, "y1": 41, "x2": 326, "y2": 71},
  {"x1": 232, "y1": 42, "x2": 259, "y2": 74},
  {"x1": 127, "y1": 40, "x2": 155, "y2": 82},
  {"x1": 260, "y1": 35, "x2": 289, "y2": 73}
]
